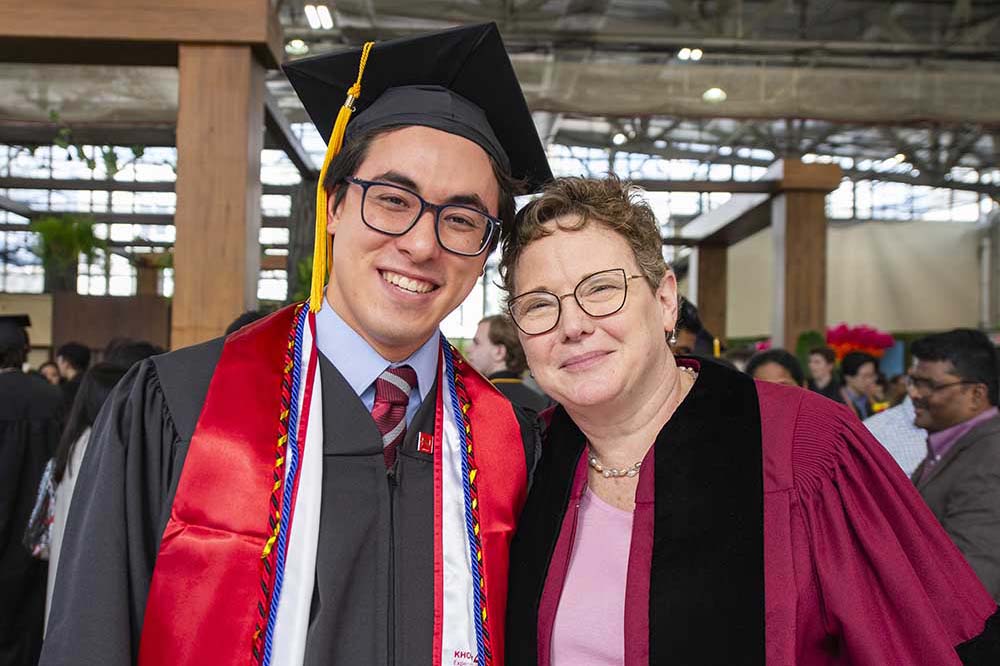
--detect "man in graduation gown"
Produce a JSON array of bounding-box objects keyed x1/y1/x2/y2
[
  {"x1": 0, "y1": 315, "x2": 62, "y2": 666},
  {"x1": 42, "y1": 24, "x2": 551, "y2": 666}
]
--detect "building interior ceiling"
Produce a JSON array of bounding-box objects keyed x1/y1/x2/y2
[
  {"x1": 269, "y1": 0, "x2": 1000, "y2": 194},
  {"x1": 0, "y1": 1, "x2": 998, "y2": 196}
]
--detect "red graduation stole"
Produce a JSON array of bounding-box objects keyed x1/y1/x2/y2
[{"x1": 138, "y1": 303, "x2": 527, "y2": 665}]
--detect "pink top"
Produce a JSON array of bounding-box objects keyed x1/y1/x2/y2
[{"x1": 550, "y1": 488, "x2": 633, "y2": 666}]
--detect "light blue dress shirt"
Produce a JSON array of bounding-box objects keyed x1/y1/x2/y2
[
  {"x1": 314, "y1": 298, "x2": 439, "y2": 426},
  {"x1": 864, "y1": 396, "x2": 928, "y2": 478}
]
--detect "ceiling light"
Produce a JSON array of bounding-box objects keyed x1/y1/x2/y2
[
  {"x1": 612, "y1": 132, "x2": 628, "y2": 146},
  {"x1": 702, "y1": 87, "x2": 727, "y2": 103},
  {"x1": 304, "y1": 4, "x2": 321, "y2": 29},
  {"x1": 317, "y1": 4, "x2": 334, "y2": 30},
  {"x1": 677, "y1": 48, "x2": 691, "y2": 61},
  {"x1": 285, "y1": 39, "x2": 309, "y2": 56},
  {"x1": 690, "y1": 48, "x2": 703, "y2": 61}
]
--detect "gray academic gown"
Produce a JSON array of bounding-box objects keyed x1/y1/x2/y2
[{"x1": 41, "y1": 336, "x2": 536, "y2": 666}]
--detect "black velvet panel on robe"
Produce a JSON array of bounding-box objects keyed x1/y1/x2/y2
[{"x1": 506, "y1": 358, "x2": 765, "y2": 666}]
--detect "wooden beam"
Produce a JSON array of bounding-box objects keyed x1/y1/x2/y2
[
  {"x1": 172, "y1": 44, "x2": 264, "y2": 347},
  {"x1": 681, "y1": 193, "x2": 771, "y2": 245},
  {"x1": 0, "y1": 211, "x2": 290, "y2": 227},
  {"x1": 0, "y1": 121, "x2": 305, "y2": 157},
  {"x1": 0, "y1": 0, "x2": 283, "y2": 68},
  {"x1": 631, "y1": 179, "x2": 775, "y2": 194},
  {"x1": 0, "y1": 194, "x2": 33, "y2": 218},
  {"x1": 693, "y1": 244, "x2": 728, "y2": 340},
  {"x1": 0, "y1": 176, "x2": 296, "y2": 195},
  {"x1": 264, "y1": 91, "x2": 318, "y2": 180},
  {"x1": 0, "y1": 121, "x2": 177, "y2": 147},
  {"x1": 769, "y1": 159, "x2": 840, "y2": 347}
]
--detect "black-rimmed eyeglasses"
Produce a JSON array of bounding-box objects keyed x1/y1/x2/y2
[
  {"x1": 507, "y1": 268, "x2": 647, "y2": 335},
  {"x1": 344, "y1": 177, "x2": 500, "y2": 257},
  {"x1": 905, "y1": 375, "x2": 982, "y2": 396}
]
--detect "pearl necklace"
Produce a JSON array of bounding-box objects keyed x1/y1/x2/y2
[{"x1": 587, "y1": 365, "x2": 697, "y2": 480}]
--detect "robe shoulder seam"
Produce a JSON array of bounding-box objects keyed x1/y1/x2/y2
[{"x1": 789, "y1": 393, "x2": 862, "y2": 496}]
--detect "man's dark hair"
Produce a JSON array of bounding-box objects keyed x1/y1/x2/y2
[
  {"x1": 840, "y1": 351, "x2": 877, "y2": 378},
  {"x1": 481, "y1": 314, "x2": 527, "y2": 375},
  {"x1": 226, "y1": 310, "x2": 268, "y2": 336},
  {"x1": 57, "y1": 342, "x2": 91, "y2": 373},
  {"x1": 53, "y1": 363, "x2": 127, "y2": 483},
  {"x1": 323, "y1": 125, "x2": 521, "y2": 252},
  {"x1": 809, "y1": 346, "x2": 836, "y2": 365},
  {"x1": 911, "y1": 329, "x2": 999, "y2": 406},
  {"x1": 105, "y1": 340, "x2": 162, "y2": 370},
  {"x1": 676, "y1": 296, "x2": 704, "y2": 335},
  {"x1": 746, "y1": 348, "x2": 805, "y2": 386}
]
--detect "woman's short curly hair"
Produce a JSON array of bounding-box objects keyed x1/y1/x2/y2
[{"x1": 499, "y1": 175, "x2": 668, "y2": 295}]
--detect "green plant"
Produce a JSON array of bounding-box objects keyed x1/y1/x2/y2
[
  {"x1": 30, "y1": 214, "x2": 106, "y2": 292},
  {"x1": 795, "y1": 329, "x2": 826, "y2": 377},
  {"x1": 289, "y1": 257, "x2": 313, "y2": 303}
]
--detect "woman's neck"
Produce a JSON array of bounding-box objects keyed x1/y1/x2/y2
[{"x1": 566, "y1": 354, "x2": 692, "y2": 470}]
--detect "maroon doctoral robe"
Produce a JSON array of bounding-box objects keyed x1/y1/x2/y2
[{"x1": 507, "y1": 358, "x2": 1000, "y2": 665}]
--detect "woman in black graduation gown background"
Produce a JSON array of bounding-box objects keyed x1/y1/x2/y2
[{"x1": 500, "y1": 176, "x2": 1000, "y2": 665}]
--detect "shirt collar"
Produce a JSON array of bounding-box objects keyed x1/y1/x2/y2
[
  {"x1": 927, "y1": 406, "x2": 999, "y2": 462},
  {"x1": 315, "y1": 297, "x2": 438, "y2": 402}
]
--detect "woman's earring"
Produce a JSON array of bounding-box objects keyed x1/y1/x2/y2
[{"x1": 668, "y1": 329, "x2": 678, "y2": 346}]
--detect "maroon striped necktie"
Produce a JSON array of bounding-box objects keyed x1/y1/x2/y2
[{"x1": 371, "y1": 365, "x2": 418, "y2": 469}]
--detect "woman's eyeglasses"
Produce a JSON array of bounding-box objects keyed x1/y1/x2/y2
[{"x1": 507, "y1": 268, "x2": 647, "y2": 335}]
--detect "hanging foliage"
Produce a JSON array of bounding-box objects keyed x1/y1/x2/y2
[{"x1": 29, "y1": 214, "x2": 106, "y2": 292}]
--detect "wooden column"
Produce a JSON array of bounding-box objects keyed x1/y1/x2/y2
[
  {"x1": 136, "y1": 264, "x2": 159, "y2": 296},
  {"x1": 770, "y1": 160, "x2": 841, "y2": 348},
  {"x1": 693, "y1": 244, "x2": 728, "y2": 340},
  {"x1": 172, "y1": 44, "x2": 264, "y2": 347}
]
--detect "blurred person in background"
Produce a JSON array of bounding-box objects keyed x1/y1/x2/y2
[
  {"x1": 722, "y1": 346, "x2": 756, "y2": 373},
  {"x1": 865, "y1": 354, "x2": 927, "y2": 478},
  {"x1": 45, "y1": 363, "x2": 132, "y2": 631},
  {"x1": 886, "y1": 373, "x2": 909, "y2": 407},
  {"x1": 671, "y1": 297, "x2": 718, "y2": 357},
  {"x1": 55, "y1": 342, "x2": 91, "y2": 412},
  {"x1": 0, "y1": 315, "x2": 62, "y2": 665},
  {"x1": 500, "y1": 176, "x2": 1000, "y2": 666},
  {"x1": 466, "y1": 314, "x2": 549, "y2": 413},
  {"x1": 104, "y1": 340, "x2": 163, "y2": 371},
  {"x1": 37, "y1": 362, "x2": 61, "y2": 387},
  {"x1": 910, "y1": 329, "x2": 1000, "y2": 601},
  {"x1": 746, "y1": 348, "x2": 806, "y2": 387},
  {"x1": 807, "y1": 346, "x2": 844, "y2": 403},
  {"x1": 839, "y1": 351, "x2": 879, "y2": 419},
  {"x1": 224, "y1": 310, "x2": 267, "y2": 336}
]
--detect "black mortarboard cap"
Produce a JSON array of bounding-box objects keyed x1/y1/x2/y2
[
  {"x1": 283, "y1": 23, "x2": 552, "y2": 191},
  {"x1": 0, "y1": 314, "x2": 30, "y2": 350}
]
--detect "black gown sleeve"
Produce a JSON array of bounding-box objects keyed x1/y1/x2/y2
[{"x1": 39, "y1": 359, "x2": 187, "y2": 666}]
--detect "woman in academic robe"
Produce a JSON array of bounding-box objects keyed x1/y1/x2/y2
[{"x1": 501, "y1": 176, "x2": 1000, "y2": 666}]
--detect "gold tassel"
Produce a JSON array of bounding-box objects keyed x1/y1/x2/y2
[{"x1": 309, "y1": 41, "x2": 375, "y2": 312}]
